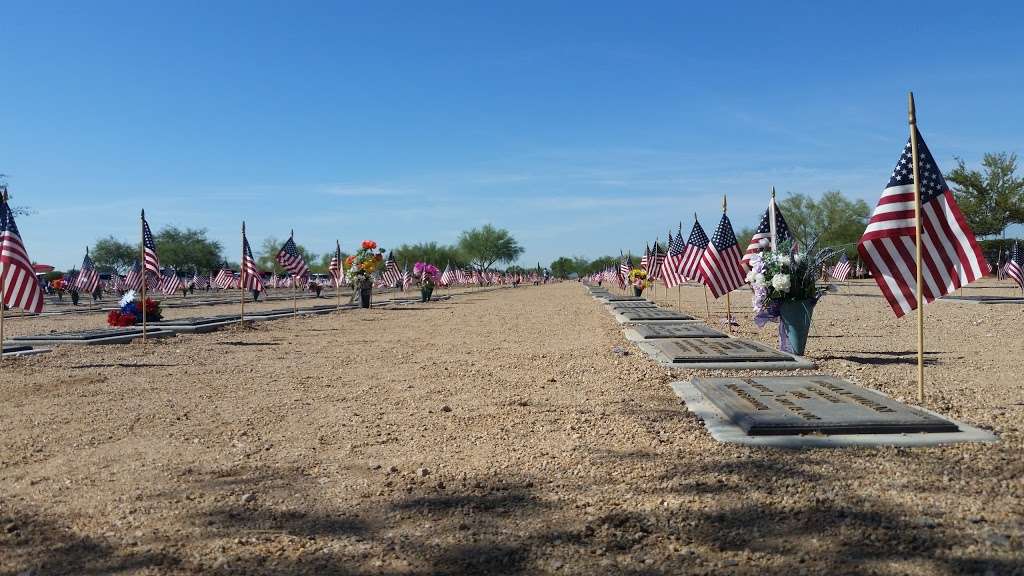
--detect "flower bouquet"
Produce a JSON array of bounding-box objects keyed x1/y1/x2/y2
[
  {"x1": 346, "y1": 240, "x2": 385, "y2": 308},
  {"x1": 627, "y1": 268, "x2": 650, "y2": 296},
  {"x1": 106, "y1": 290, "x2": 162, "y2": 326},
  {"x1": 413, "y1": 262, "x2": 440, "y2": 301},
  {"x1": 747, "y1": 239, "x2": 837, "y2": 355}
]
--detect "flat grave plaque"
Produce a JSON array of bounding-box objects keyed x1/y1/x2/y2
[
  {"x1": 2, "y1": 344, "x2": 33, "y2": 353},
  {"x1": 650, "y1": 338, "x2": 791, "y2": 362},
  {"x1": 618, "y1": 308, "x2": 695, "y2": 321},
  {"x1": 940, "y1": 295, "x2": 1024, "y2": 304},
  {"x1": 692, "y1": 376, "x2": 960, "y2": 436},
  {"x1": 602, "y1": 296, "x2": 647, "y2": 302},
  {"x1": 631, "y1": 323, "x2": 727, "y2": 338},
  {"x1": 12, "y1": 327, "x2": 149, "y2": 341},
  {"x1": 608, "y1": 301, "x2": 659, "y2": 309},
  {"x1": 154, "y1": 315, "x2": 241, "y2": 326}
]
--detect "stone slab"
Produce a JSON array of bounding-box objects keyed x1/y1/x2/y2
[
  {"x1": 1, "y1": 345, "x2": 52, "y2": 358},
  {"x1": 672, "y1": 380, "x2": 998, "y2": 448},
  {"x1": 623, "y1": 322, "x2": 727, "y2": 341},
  {"x1": 600, "y1": 295, "x2": 648, "y2": 302},
  {"x1": 937, "y1": 295, "x2": 1024, "y2": 305},
  {"x1": 693, "y1": 375, "x2": 959, "y2": 435},
  {"x1": 606, "y1": 300, "x2": 660, "y2": 309},
  {"x1": 636, "y1": 338, "x2": 814, "y2": 370},
  {"x1": 612, "y1": 308, "x2": 696, "y2": 323},
  {"x1": 10, "y1": 327, "x2": 175, "y2": 346}
]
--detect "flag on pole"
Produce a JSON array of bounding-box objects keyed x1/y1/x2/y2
[
  {"x1": 679, "y1": 218, "x2": 710, "y2": 282},
  {"x1": 402, "y1": 262, "x2": 414, "y2": 291},
  {"x1": 662, "y1": 225, "x2": 687, "y2": 288},
  {"x1": 742, "y1": 197, "x2": 792, "y2": 267},
  {"x1": 192, "y1": 271, "x2": 209, "y2": 289},
  {"x1": 440, "y1": 261, "x2": 454, "y2": 286},
  {"x1": 618, "y1": 252, "x2": 633, "y2": 288},
  {"x1": 214, "y1": 267, "x2": 234, "y2": 289},
  {"x1": 649, "y1": 239, "x2": 666, "y2": 280},
  {"x1": 1006, "y1": 242, "x2": 1023, "y2": 291},
  {"x1": 73, "y1": 249, "x2": 100, "y2": 293},
  {"x1": 141, "y1": 211, "x2": 160, "y2": 274},
  {"x1": 276, "y1": 233, "x2": 310, "y2": 278},
  {"x1": 699, "y1": 213, "x2": 746, "y2": 298},
  {"x1": 381, "y1": 251, "x2": 401, "y2": 287},
  {"x1": 830, "y1": 253, "x2": 852, "y2": 282},
  {"x1": 641, "y1": 244, "x2": 651, "y2": 274},
  {"x1": 160, "y1": 270, "x2": 184, "y2": 295},
  {"x1": 857, "y1": 130, "x2": 989, "y2": 317},
  {"x1": 241, "y1": 227, "x2": 265, "y2": 292},
  {"x1": 124, "y1": 266, "x2": 139, "y2": 290},
  {"x1": 328, "y1": 240, "x2": 343, "y2": 288},
  {"x1": 1, "y1": 190, "x2": 44, "y2": 313}
]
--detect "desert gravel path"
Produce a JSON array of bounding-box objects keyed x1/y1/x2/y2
[{"x1": 1, "y1": 282, "x2": 1021, "y2": 575}]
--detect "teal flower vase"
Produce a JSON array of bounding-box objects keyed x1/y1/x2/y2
[{"x1": 778, "y1": 299, "x2": 816, "y2": 356}]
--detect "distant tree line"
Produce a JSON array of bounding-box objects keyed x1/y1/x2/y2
[{"x1": 79, "y1": 224, "x2": 525, "y2": 276}]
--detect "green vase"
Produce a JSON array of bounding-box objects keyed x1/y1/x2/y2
[
  {"x1": 421, "y1": 285, "x2": 434, "y2": 302},
  {"x1": 633, "y1": 286, "x2": 644, "y2": 297},
  {"x1": 778, "y1": 299, "x2": 816, "y2": 356}
]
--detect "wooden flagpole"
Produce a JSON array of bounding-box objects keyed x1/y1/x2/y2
[
  {"x1": 240, "y1": 222, "x2": 246, "y2": 326},
  {"x1": 908, "y1": 92, "x2": 926, "y2": 403},
  {"x1": 703, "y1": 286, "x2": 711, "y2": 322},
  {"x1": 140, "y1": 209, "x2": 148, "y2": 344},
  {"x1": 336, "y1": 240, "x2": 342, "y2": 311},
  {"x1": 0, "y1": 189, "x2": 6, "y2": 364},
  {"x1": 290, "y1": 230, "x2": 298, "y2": 314},
  {"x1": 723, "y1": 195, "x2": 734, "y2": 332}
]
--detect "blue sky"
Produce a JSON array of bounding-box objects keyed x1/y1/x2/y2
[{"x1": 2, "y1": 1, "x2": 1022, "y2": 269}]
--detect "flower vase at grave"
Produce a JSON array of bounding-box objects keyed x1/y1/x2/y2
[
  {"x1": 421, "y1": 285, "x2": 434, "y2": 302},
  {"x1": 359, "y1": 287, "x2": 372, "y2": 308},
  {"x1": 632, "y1": 286, "x2": 644, "y2": 297},
  {"x1": 778, "y1": 298, "x2": 816, "y2": 356}
]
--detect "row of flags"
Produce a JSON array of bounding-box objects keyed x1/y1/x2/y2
[{"x1": 607, "y1": 124, "x2": 1003, "y2": 317}]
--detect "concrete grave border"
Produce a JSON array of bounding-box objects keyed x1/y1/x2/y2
[
  {"x1": 10, "y1": 328, "x2": 175, "y2": 347},
  {"x1": 671, "y1": 380, "x2": 998, "y2": 448}
]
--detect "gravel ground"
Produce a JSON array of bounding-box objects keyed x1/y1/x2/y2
[{"x1": 0, "y1": 281, "x2": 1021, "y2": 575}]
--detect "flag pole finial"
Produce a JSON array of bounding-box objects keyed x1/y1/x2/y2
[
  {"x1": 908, "y1": 91, "x2": 917, "y2": 125},
  {"x1": 771, "y1": 186, "x2": 776, "y2": 200},
  {"x1": 722, "y1": 195, "x2": 728, "y2": 213}
]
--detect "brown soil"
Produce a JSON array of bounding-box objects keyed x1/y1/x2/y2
[{"x1": 0, "y1": 281, "x2": 1021, "y2": 575}]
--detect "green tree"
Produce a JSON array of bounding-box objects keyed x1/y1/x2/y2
[
  {"x1": 257, "y1": 237, "x2": 317, "y2": 275},
  {"x1": 393, "y1": 242, "x2": 463, "y2": 269},
  {"x1": 154, "y1": 227, "x2": 225, "y2": 273},
  {"x1": 735, "y1": 227, "x2": 756, "y2": 254},
  {"x1": 456, "y1": 225, "x2": 524, "y2": 271},
  {"x1": 777, "y1": 190, "x2": 871, "y2": 256},
  {"x1": 549, "y1": 257, "x2": 576, "y2": 278},
  {"x1": 315, "y1": 251, "x2": 349, "y2": 275},
  {"x1": 90, "y1": 236, "x2": 137, "y2": 274},
  {"x1": 583, "y1": 255, "x2": 619, "y2": 275},
  {"x1": 946, "y1": 152, "x2": 1024, "y2": 238}
]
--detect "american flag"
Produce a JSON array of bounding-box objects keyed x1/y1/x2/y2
[
  {"x1": 328, "y1": 240, "x2": 343, "y2": 288},
  {"x1": 649, "y1": 239, "x2": 666, "y2": 280},
  {"x1": 857, "y1": 129, "x2": 989, "y2": 317},
  {"x1": 662, "y1": 225, "x2": 687, "y2": 288},
  {"x1": 1006, "y1": 242, "x2": 1023, "y2": 291},
  {"x1": 402, "y1": 262, "x2": 414, "y2": 291},
  {"x1": 618, "y1": 252, "x2": 633, "y2": 287},
  {"x1": 380, "y1": 251, "x2": 401, "y2": 288},
  {"x1": 276, "y1": 234, "x2": 309, "y2": 279},
  {"x1": 214, "y1": 267, "x2": 235, "y2": 289},
  {"x1": 192, "y1": 271, "x2": 209, "y2": 289},
  {"x1": 440, "y1": 261, "x2": 454, "y2": 286},
  {"x1": 830, "y1": 253, "x2": 852, "y2": 282},
  {"x1": 74, "y1": 249, "x2": 100, "y2": 292},
  {"x1": 455, "y1": 268, "x2": 467, "y2": 285},
  {"x1": 160, "y1": 270, "x2": 184, "y2": 295},
  {"x1": 141, "y1": 210, "x2": 160, "y2": 274},
  {"x1": 679, "y1": 218, "x2": 709, "y2": 282},
  {"x1": 124, "y1": 262, "x2": 142, "y2": 291},
  {"x1": 241, "y1": 224, "x2": 265, "y2": 292},
  {"x1": 1, "y1": 190, "x2": 44, "y2": 313},
  {"x1": 742, "y1": 197, "x2": 792, "y2": 267},
  {"x1": 699, "y1": 213, "x2": 746, "y2": 299},
  {"x1": 640, "y1": 244, "x2": 650, "y2": 274}
]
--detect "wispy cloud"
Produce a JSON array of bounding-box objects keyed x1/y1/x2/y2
[{"x1": 320, "y1": 183, "x2": 417, "y2": 198}]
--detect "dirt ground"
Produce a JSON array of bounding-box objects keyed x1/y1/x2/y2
[{"x1": 0, "y1": 281, "x2": 1021, "y2": 575}]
